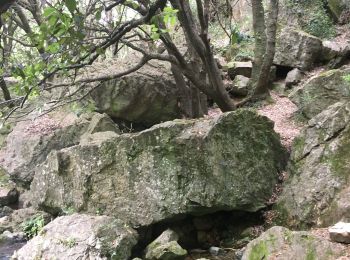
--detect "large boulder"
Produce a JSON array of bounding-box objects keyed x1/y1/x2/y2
[
  {"x1": 290, "y1": 66, "x2": 350, "y2": 119},
  {"x1": 275, "y1": 101, "x2": 350, "y2": 228},
  {"x1": 12, "y1": 214, "x2": 138, "y2": 260},
  {"x1": 0, "y1": 112, "x2": 119, "y2": 187},
  {"x1": 90, "y1": 60, "x2": 181, "y2": 127},
  {"x1": 274, "y1": 28, "x2": 323, "y2": 71},
  {"x1": 242, "y1": 226, "x2": 346, "y2": 260},
  {"x1": 30, "y1": 110, "x2": 287, "y2": 227}
]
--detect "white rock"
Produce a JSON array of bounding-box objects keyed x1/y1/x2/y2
[{"x1": 329, "y1": 222, "x2": 350, "y2": 244}]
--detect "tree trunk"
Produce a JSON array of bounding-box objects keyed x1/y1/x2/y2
[
  {"x1": 171, "y1": 0, "x2": 236, "y2": 112},
  {"x1": 251, "y1": 0, "x2": 279, "y2": 99},
  {"x1": 0, "y1": 76, "x2": 12, "y2": 102}
]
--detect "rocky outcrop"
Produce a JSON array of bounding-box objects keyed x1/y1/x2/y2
[
  {"x1": 274, "y1": 28, "x2": 322, "y2": 71},
  {"x1": 30, "y1": 110, "x2": 287, "y2": 227},
  {"x1": 275, "y1": 102, "x2": 350, "y2": 228},
  {"x1": 0, "y1": 112, "x2": 119, "y2": 187},
  {"x1": 290, "y1": 66, "x2": 350, "y2": 119},
  {"x1": 242, "y1": 226, "x2": 346, "y2": 260},
  {"x1": 90, "y1": 60, "x2": 181, "y2": 127},
  {"x1": 12, "y1": 214, "x2": 138, "y2": 260}
]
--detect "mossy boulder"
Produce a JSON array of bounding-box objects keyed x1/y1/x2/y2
[
  {"x1": 290, "y1": 66, "x2": 350, "y2": 119},
  {"x1": 275, "y1": 102, "x2": 350, "y2": 228},
  {"x1": 242, "y1": 226, "x2": 346, "y2": 260},
  {"x1": 30, "y1": 110, "x2": 287, "y2": 227},
  {"x1": 12, "y1": 214, "x2": 138, "y2": 260}
]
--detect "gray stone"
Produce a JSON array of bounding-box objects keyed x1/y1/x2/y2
[
  {"x1": 228, "y1": 75, "x2": 250, "y2": 96},
  {"x1": 90, "y1": 60, "x2": 181, "y2": 127},
  {"x1": 321, "y1": 41, "x2": 350, "y2": 68},
  {"x1": 274, "y1": 28, "x2": 323, "y2": 71},
  {"x1": 275, "y1": 102, "x2": 350, "y2": 227},
  {"x1": 30, "y1": 110, "x2": 287, "y2": 227},
  {"x1": 0, "y1": 112, "x2": 119, "y2": 187},
  {"x1": 329, "y1": 222, "x2": 350, "y2": 244},
  {"x1": 290, "y1": 66, "x2": 350, "y2": 119},
  {"x1": 12, "y1": 214, "x2": 138, "y2": 260},
  {"x1": 227, "y1": 61, "x2": 252, "y2": 79},
  {"x1": 285, "y1": 68, "x2": 303, "y2": 89},
  {"x1": 145, "y1": 229, "x2": 187, "y2": 260},
  {"x1": 242, "y1": 226, "x2": 346, "y2": 260}
]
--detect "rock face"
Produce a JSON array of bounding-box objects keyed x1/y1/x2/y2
[
  {"x1": 90, "y1": 60, "x2": 180, "y2": 127},
  {"x1": 12, "y1": 214, "x2": 138, "y2": 260},
  {"x1": 290, "y1": 66, "x2": 350, "y2": 119},
  {"x1": 30, "y1": 110, "x2": 287, "y2": 227},
  {"x1": 242, "y1": 226, "x2": 346, "y2": 260},
  {"x1": 0, "y1": 112, "x2": 119, "y2": 187},
  {"x1": 275, "y1": 102, "x2": 350, "y2": 228},
  {"x1": 274, "y1": 28, "x2": 322, "y2": 71}
]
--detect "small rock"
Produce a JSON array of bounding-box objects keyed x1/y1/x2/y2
[
  {"x1": 145, "y1": 229, "x2": 187, "y2": 259},
  {"x1": 329, "y1": 222, "x2": 350, "y2": 244},
  {"x1": 209, "y1": 246, "x2": 224, "y2": 256},
  {"x1": 285, "y1": 68, "x2": 303, "y2": 89},
  {"x1": 228, "y1": 75, "x2": 250, "y2": 96}
]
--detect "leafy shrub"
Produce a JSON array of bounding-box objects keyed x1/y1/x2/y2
[
  {"x1": 21, "y1": 215, "x2": 45, "y2": 238},
  {"x1": 285, "y1": 0, "x2": 336, "y2": 39}
]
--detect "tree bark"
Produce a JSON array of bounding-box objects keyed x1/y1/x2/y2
[
  {"x1": 0, "y1": 76, "x2": 12, "y2": 102},
  {"x1": 251, "y1": 0, "x2": 279, "y2": 99},
  {"x1": 171, "y1": 0, "x2": 236, "y2": 112}
]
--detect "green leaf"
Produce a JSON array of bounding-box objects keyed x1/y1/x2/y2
[
  {"x1": 64, "y1": 0, "x2": 77, "y2": 13},
  {"x1": 43, "y1": 7, "x2": 56, "y2": 17},
  {"x1": 95, "y1": 8, "x2": 102, "y2": 20},
  {"x1": 47, "y1": 42, "x2": 60, "y2": 54}
]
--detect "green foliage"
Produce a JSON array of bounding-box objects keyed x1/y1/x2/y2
[
  {"x1": 149, "y1": 6, "x2": 178, "y2": 41},
  {"x1": 304, "y1": 11, "x2": 336, "y2": 39},
  {"x1": 21, "y1": 215, "x2": 45, "y2": 238},
  {"x1": 60, "y1": 237, "x2": 77, "y2": 248},
  {"x1": 285, "y1": 0, "x2": 336, "y2": 39},
  {"x1": 342, "y1": 74, "x2": 350, "y2": 82}
]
